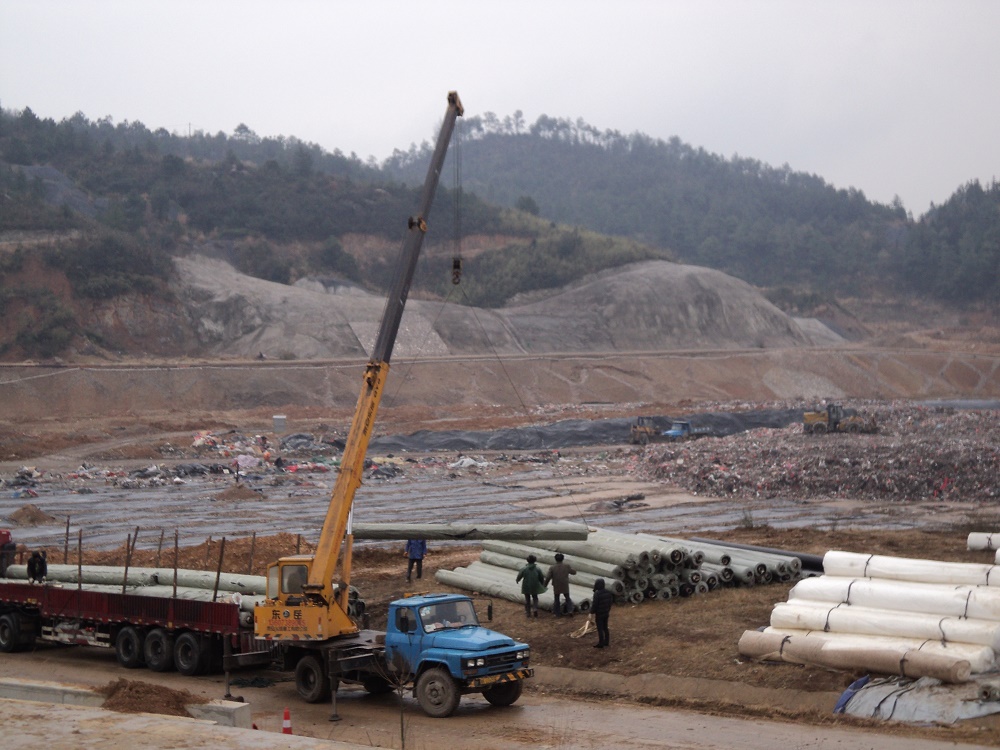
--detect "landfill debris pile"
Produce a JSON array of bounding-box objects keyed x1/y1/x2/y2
[
  {"x1": 438, "y1": 527, "x2": 803, "y2": 614},
  {"x1": 640, "y1": 403, "x2": 999, "y2": 502}
]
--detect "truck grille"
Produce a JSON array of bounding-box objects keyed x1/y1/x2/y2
[{"x1": 484, "y1": 651, "x2": 519, "y2": 669}]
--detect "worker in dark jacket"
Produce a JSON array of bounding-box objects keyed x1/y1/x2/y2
[
  {"x1": 516, "y1": 555, "x2": 546, "y2": 618},
  {"x1": 543, "y1": 552, "x2": 576, "y2": 616},
  {"x1": 405, "y1": 539, "x2": 427, "y2": 582},
  {"x1": 27, "y1": 550, "x2": 47, "y2": 584},
  {"x1": 591, "y1": 577, "x2": 614, "y2": 648}
]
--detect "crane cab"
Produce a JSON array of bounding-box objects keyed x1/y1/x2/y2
[{"x1": 254, "y1": 556, "x2": 358, "y2": 641}]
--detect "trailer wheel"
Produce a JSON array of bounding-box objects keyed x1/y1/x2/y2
[
  {"x1": 174, "y1": 632, "x2": 208, "y2": 676},
  {"x1": 115, "y1": 626, "x2": 145, "y2": 669},
  {"x1": 415, "y1": 667, "x2": 460, "y2": 718},
  {"x1": 483, "y1": 679, "x2": 522, "y2": 707},
  {"x1": 143, "y1": 628, "x2": 175, "y2": 672},
  {"x1": 295, "y1": 655, "x2": 331, "y2": 703},
  {"x1": 0, "y1": 613, "x2": 21, "y2": 653}
]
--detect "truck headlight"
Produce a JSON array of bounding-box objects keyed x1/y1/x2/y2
[
  {"x1": 517, "y1": 650, "x2": 529, "y2": 660},
  {"x1": 464, "y1": 658, "x2": 485, "y2": 668}
]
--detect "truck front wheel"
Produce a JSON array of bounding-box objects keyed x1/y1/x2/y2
[
  {"x1": 416, "y1": 667, "x2": 460, "y2": 718},
  {"x1": 115, "y1": 626, "x2": 145, "y2": 669},
  {"x1": 483, "y1": 679, "x2": 523, "y2": 707},
  {"x1": 295, "y1": 655, "x2": 332, "y2": 703}
]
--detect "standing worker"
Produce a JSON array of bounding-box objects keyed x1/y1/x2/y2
[
  {"x1": 27, "y1": 550, "x2": 47, "y2": 584},
  {"x1": 591, "y1": 578, "x2": 614, "y2": 648},
  {"x1": 516, "y1": 555, "x2": 546, "y2": 618},
  {"x1": 543, "y1": 552, "x2": 576, "y2": 617},
  {"x1": 405, "y1": 538, "x2": 427, "y2": 582}
]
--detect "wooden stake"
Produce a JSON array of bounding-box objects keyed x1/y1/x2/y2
[
  {"x1": 248, "y1": 531, "x2": 256, "y2": 575},
  {"x1": 156, "y1": 529, "x2": 165, "y2": 568},
  {"x1": 63, "y1": 516, "x2": 71, "y2": 564},
  {"x1": 213, "y1": 537, "x2": 227, "y2": 601}
]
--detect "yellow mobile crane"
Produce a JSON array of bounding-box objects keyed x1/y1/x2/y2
[
  {"x1": 255, "y1": 91, "x2": 464, "y2": 642},
  {"x1": 253, "y1": 92, "x2": 533, "y2": 715}
]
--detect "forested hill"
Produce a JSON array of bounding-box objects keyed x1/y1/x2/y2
[
  {"x1": 383, "y1": 114, "x2": 999, "y2": 304},
  {"x1": 2, "y1": 105, "x2": 998, "y2": 317}
]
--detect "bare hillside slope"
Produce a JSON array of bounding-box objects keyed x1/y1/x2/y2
[{"x1": 174, "y1": 256, "x2": 827, "y2": 359}]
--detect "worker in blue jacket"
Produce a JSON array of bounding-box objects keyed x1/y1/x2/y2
[{"x1": 405, "y1": 538, "x2": 427, "y2": 582}]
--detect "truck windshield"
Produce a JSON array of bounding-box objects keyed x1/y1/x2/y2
[{"x1": 417, "y1": 600, "x2": 478, "y2": 632}]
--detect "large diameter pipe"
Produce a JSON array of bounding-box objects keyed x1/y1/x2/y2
[
  {"x1": 764, "y1": 627, "x2": 997, "y2": 674},
  {"x1": 481, "y1": 541, "x2": 626, "y2": 579},
  {"x1": 824, "y1": 550, "x2": 1000, "y2": 586},
  {"x1": 464, "y1": 561, "x2": 596, "y2": 605},
  {"x1": 967, "y1": 532, "x2": 1000, "y2": 552},
  {"x1": 739, "y1": 630, "x2": 971, "y2": 684},
  {"x1": 7, "y1": 564, "x2": 267, "y2": 594},
  {"x1": 771, "y1": 600, "x2": 1000, "y2": 650},
  {"x1": 435, "y1": 567, "x2": 592, "y2": 613},
  {"x1": 790, "y1": 575, "x2": 1000, "y2": 621},
  {"x1": 352, "y1": 522, "x2": 590, "y2": 541},
  {"x1": 479, "y1": 551, "x2": 625, "y2": 596},
  {"x1": 690, "y1": 537, "x2": 821, "y2": 571}
]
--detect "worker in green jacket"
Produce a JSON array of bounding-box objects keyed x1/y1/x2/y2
[{"x1": 516, "y1": 555, "x2": 547, "y2": 618}]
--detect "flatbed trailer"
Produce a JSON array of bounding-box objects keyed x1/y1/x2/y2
[{"x1": 0, "y1": 579, "x2": 268, "y2": 676}]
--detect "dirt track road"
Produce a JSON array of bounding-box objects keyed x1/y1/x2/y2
[{"x1": 1, "y1": 645, "x2": 991, "y2": 750}]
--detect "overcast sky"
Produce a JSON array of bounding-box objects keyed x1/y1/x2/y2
[{"x1": 3, "y1": 1, "x2": 998, "y2": 216}]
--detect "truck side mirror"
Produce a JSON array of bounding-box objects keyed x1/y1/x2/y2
[{"x1": 487, "y1": 603, "x2": 493, "y2": 621}]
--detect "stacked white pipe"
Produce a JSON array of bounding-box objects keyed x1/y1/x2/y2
[
  {"x1": 436, "y1": 527, "x2": 801, "y2": 612},
  {"x1": 739, "y1": 550, "x2": 1000, "y2": 683},
  {"x1": 3, "y1": 563, "x2": 268, "y2": 627}
]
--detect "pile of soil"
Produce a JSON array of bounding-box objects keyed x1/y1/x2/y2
[
  {"x1": 98, "y1": 678, "x2": 204, "y2": 716},
  {"x1": 8, "y1": 503, "x2": 59, "y2": 526},
  {"x1": 214, "y1": 484, "x2": 264, "y2": 501}
]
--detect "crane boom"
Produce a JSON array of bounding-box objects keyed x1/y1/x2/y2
[{"x1": 255, "y1": 92, "x2": 463, "y2": 641}]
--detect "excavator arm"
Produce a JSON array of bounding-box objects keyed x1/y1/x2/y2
[{"x1": 255, "y1": 92, "x2": 463, "y2": 640}]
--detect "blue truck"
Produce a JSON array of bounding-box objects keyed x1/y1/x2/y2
[{"x1": 279, "y1": 592, "x2": 531, "y2": 717}]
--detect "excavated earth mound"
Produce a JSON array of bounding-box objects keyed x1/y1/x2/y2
[{"x1": 170, "y1": 256, "x2": 828, "y2": 360}]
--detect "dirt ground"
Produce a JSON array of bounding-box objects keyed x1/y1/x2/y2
[{"x1": 2, "y1": 322, "x2": 1000, "y2": 747}]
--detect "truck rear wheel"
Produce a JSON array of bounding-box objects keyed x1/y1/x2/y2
[
  {"x1": 812, "y1": 423, "x2": 827, "y2": 434},
  {"x1": 483, "y1": 679, "x2": 523, "y2": 707},
  {"x1": 0, "y1": 613, "x2": 21, "y2": 653},
  {"x1": 174, "y1": 632, "x2": 208, "y2": 676},
  {"x1": 115, "y1": 626, "x2": 145, "y2": 669},
  {"x1": 416, "y1": 667, "x2": 460, "y2": 718},
  {"x1": 295, "y1": 655, "x2": 331, "y2": 703},
  {"x1": 143, "y1": 628, "x2": 175, "y2": 672}
]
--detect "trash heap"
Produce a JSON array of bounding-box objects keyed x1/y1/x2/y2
[
  {"x1": 639, "y1": 403, "x2": 1000, "y2": 502},
  {"x1": 436, "y1": 527, "x2": 803, "y2": 614},
  {"x1": 740, "y1": 550, "x2": 1000, "y2": 685}
]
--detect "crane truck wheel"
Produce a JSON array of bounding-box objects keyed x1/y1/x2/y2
[
  {"x1": 483, "y1": 679, "x2": 523, "y2": 707},
  {"x1": 0, "y1": 613, "x2": 22, "y2": 653},
  {"x1": 812, "y1": 423, "x2": 827, "y2": 434},
  {"x1": 295, "y1": 654, "x2": 332, "y2": 703},
  {"x1": 174, "y1": 632, "x2": 208, "y2": 676},
  {"x1": 415, "y1": 666, "x2": 460, "y2": 718},
  {"x1": 115, "y1": 626, "x2": 145, "y2": 669},
  {"x1": 143, "y1": 628, "x2": 175, "y2": 672}
]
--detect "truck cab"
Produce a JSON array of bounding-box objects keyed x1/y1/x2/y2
[{"x1": 385, "y1": 593, "x2": 532, "y2": 717}]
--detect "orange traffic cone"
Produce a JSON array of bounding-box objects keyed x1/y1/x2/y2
[{"x1": 282, "y1": 707, "x2": 293, "y2": 734}]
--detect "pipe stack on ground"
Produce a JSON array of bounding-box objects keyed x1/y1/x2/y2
[
  {"x1": 739, "y1": 549, "x2": 1000, "y2": 683},
  {"x1": 437, "y1": 527, "x2": 799, "y2": 612}
]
